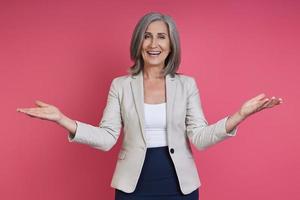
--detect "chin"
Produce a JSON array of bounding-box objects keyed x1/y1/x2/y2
[{"x1": 144, "y1": 62, "x2": 165, "y2": 67}]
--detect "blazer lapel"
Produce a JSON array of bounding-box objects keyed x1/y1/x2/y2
[
  {"x1": 130, "y1": 71, "x2": 177, "y2": 146},
  {"x1": 130, "y1": 71, "x2": 146, "y2": 144},
  {"x1": 166, "y1": 73, "x2": 177, "y2": 141}
]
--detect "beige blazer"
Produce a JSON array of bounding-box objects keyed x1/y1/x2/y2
[{"x1": 68, "y1": 70, "x2": 237, "y2": 195}]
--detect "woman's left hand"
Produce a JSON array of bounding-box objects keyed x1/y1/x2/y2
[
  {"x1": 239, "y1": 93, "x2": 283, "y2": 119},
  {"x1": 225, "y1": 93, "x2": 283, "y2": 133}
]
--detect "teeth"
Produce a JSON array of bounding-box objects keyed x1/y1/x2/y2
[{"x1": 147, "y1": 51, "x2": 161, "y2": 55}]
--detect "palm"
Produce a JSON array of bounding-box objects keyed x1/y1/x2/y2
[
  {"x1": 17, "y1": 100, "x2": 63, "y2": 122},
  {"x1": 239, "y1": 93, "x2": 282, "y2": 118}
]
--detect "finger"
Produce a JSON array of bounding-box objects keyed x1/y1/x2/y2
[
  {"x1": 35, "y1": 100, "x2": 50, "y2": 107},
  {"x1": 256, "y1": 98, "x2": 270, "y2": 111},
  {"x1": 23, "y1": 109, "x2": 47, "y2": 119},
  {"x1": 263, "y1": 98, "x2": 278, "y2": 109},
  {"x1": 17, "y1": 108, "x2": 41, "y2": 114},
  {"x1": 19, "y1": 109, "x2": 40, "y2": 117},
  {"x1": 253, "y1": 93, "x2": 267, "y2": 101},
  {"x1": 16, "y1": 108, "x2": 29, "y2": 113},
  {"x1": 259, "y1": 98, "x2": 270, "y2": 107},
  {"x1": 267, "y1": 97, "x2": 282, "y2": 108},
  {"x1": 17, "y1": 108, "x2": 33, "y2": 113}
]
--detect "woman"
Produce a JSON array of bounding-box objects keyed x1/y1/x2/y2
[{"x1": 17, "y1": 12, "x2": 282, "y2": 200}]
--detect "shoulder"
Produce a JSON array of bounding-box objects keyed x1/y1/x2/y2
[
  {"x1": 109, "y1": 74, "x2": 135, "y2": 94},
  {"x1": 174, "y1": 73, "x2": 199, "y2": 97},
  {"x1": 113, "y1": 73, "x2": 132, "y2": 81},
  {"x1": 111, "y1": 74, "x2": 131, "y2": 84},
  {"x1": 176, "y1": 73, "x2": 195, "y2": 81},
  {"x1": 175, "y1": 73, "x2": 197, "y2": 88}
]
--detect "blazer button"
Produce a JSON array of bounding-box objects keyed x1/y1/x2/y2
[{"x1": 170, "y1": 148, "x2": 174, "y2": 154}]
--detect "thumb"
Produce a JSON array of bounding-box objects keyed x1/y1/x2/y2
[
  {"x1": 35, "y1": 100, "x2": 50, "y2": 107},
  {"x1": 253, "y1": 93, "x2": 266, "y2": 101}
]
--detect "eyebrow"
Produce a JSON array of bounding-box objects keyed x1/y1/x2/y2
[{"x1": 145, "y1": 32, "x2": 168, "y2": 36}]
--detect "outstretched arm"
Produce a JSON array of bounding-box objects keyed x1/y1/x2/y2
[
  {"x1": 225, "y1": 94, "x2": 283, "y2": 133},
  {"x1": 17, "y1": 78, "x2": 123, "y2": 151},
  {"x1": 186, "y1": 78, "x2": 283, "y2": 150}
]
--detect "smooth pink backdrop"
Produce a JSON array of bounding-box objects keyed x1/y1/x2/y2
[{"x1": 1, "y1": 0, "x2": 299, "y2": 199}]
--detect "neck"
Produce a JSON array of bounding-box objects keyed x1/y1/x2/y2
[{"x1": 143, "y1": 64, "x2": 165, "y2": 80}]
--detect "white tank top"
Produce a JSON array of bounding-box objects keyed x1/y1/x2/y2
[{"x1": 144, "y1": 102, "x2": 168, "y2": 148}]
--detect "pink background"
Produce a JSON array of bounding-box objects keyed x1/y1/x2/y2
[{"x1": 1, "y1": 0, "x2": 299, "y2": 199}]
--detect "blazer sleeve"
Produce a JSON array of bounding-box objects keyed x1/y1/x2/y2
[
  {"x1": 185, "y1": 77, "x2": 237, "y2": 150},
  {"x1": 67, "y1": 78, "x2": 122, "y2": 151}
]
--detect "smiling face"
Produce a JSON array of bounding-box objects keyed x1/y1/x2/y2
[{"x1": 141, "y1": 20, "x2": 171, "y2": 69}]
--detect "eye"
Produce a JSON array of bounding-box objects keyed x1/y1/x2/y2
[
  {"x1": 144, "y1": 34, "x2": 150, "y2": 39},
  {"x1": 158, "y1": 35, "x2": 166, "y2": 39}
]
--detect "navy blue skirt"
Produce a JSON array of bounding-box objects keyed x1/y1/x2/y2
[{"x1": 115, "y1": 146, "x2": 199, "y2": 200}]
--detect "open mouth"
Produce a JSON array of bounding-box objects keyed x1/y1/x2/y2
[{"x1": 146, "y1": 51, "x2": 161, "y2": 56}]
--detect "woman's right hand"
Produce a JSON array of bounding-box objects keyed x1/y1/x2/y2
[
  {"x1": 17, "y1": 100, "x2": 64, "y2": 123},
  {"x1": 17, "y1": 100, "x2": 77, "y2": 134}
]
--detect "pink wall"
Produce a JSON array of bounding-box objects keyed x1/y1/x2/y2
[{"x1": 1, "y1": 0, "x2": 299, "y2": 199}]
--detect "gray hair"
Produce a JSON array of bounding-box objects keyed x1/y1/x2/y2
[{"x1": 129, "y1": 12, "x2": 181, "y2": 77}]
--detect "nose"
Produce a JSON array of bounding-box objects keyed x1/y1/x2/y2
[{"x1": 150, "y1": 38, "x2": 158, "y2": 48}]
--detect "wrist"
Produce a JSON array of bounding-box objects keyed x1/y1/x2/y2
[
  {"x1": 57, "y1": 114, "x2": 67, "y2": 125},
  {"x1": 237, "y1": 110, "x2": 248, "y2": 121}
]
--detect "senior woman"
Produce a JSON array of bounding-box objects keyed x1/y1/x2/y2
[{"x1": 17, "y1": 12, "x2": 282, "y2": 200}]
